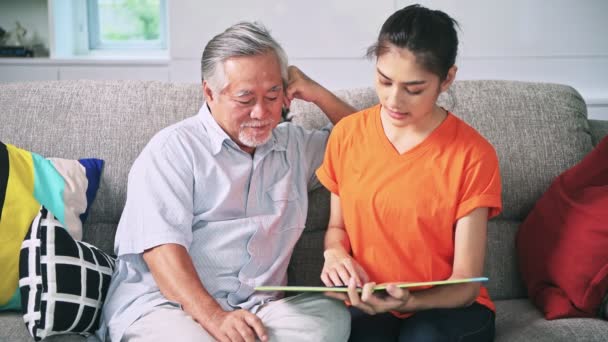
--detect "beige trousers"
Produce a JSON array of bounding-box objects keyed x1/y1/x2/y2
[{"x1": 121, "y1": 293, "x2": 350, "y2": 342}]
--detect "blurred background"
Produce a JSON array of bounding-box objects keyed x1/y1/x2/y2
[{"x1": 0, "y1": 0, "x2": 606, "y2": 119}]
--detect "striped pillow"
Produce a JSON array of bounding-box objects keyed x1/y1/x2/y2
[{"x1": 0, "y1": 142, "x2": 103, "y2": 311}]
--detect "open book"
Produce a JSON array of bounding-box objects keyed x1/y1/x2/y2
[{"x1": 255, "y1": 277, "x2": 488, "y2": 293}]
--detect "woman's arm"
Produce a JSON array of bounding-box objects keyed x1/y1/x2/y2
[
  {"x1": 396, "y1": 207, "x2": 489, "y2": 311},
  {"x1": 321, "y1": 193, "x2": 369, "y2": 287},
  {"x1": 344, "y1": 207, "x2": 489, "y2": 315}
]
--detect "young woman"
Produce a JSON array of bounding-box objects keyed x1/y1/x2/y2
[{"x1": 316, "y1": 5, "x2": 502, "y2": 341}]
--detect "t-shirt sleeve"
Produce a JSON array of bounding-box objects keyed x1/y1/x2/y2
[
  {"x1": 456, "y1": 148, "x2": 502, "y2": 220},
  {"x1": 115, "y1": 136, "x2": 194, "y2": 257},
  {"x1": 315, "y1": 124, "x2": 342, "y2": 195}
]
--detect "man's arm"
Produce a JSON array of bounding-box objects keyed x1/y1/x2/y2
[
  {"x1": 143, "y1": 244, "x2": 267, "y2": 342},
  {"x1": 285, "y1": 66, "x2": 356, "y2": 125}
]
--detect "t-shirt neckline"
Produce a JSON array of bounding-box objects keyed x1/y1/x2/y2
[{"x1": 373, "y1": 104, "x2": 454, "y2": 159}]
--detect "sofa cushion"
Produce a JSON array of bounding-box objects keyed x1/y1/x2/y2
[
  {"x1": 0, "y1": 310, "x2": 87, "y2": 342},
  {"x1": 517, "y1": 136, "x2": 608, "y2": 319},
  {"x1": 495, "y1": 299, "x2": 608, "y2": 342},
  {"x1": 0, "y1": 142, "x2": 103, "y2": 311},
  {"x1": 19, "y1": 207, "x2": 115, "y2": 341}
]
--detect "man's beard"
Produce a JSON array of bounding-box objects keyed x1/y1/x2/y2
[{"x1": 238, "y1": 119, "x2": 275, "y2": 147}]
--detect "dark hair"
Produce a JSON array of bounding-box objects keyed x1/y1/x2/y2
[{"x1": 367, "y1": 4, "x2": 459, "y2": 80}]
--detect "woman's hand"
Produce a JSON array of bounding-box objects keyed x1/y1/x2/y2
[
  {"x1": 321, "y1": 248, "x2": 369, "y2": 287},
  {"x1": 327, "y1": 279, "x2": 413, "y2": 315}
]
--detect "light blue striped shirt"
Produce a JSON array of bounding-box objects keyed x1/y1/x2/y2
[{"x1": 97, "y1": 104, "x2": 330, "y2": 341}]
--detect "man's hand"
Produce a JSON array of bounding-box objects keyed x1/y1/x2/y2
[
  {"x1": 204, "y1": 308, "x2": 268, "y2": 342},
  {"x1": 284, "y1": 65, "x2": 322, "y2": 109},
  {"x1": 282, "y1": 65, "x2": 355, "y2": 125},
  {"x1": 321, "y1": 248, "x2": 370, "y2": 287}
]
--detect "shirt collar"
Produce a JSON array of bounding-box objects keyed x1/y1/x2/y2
[{"x1": 197, "y1": 103, "x2": 287, "y2": 156}]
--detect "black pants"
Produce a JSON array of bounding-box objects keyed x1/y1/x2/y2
[{"x1": 348, "y1": 302, "x2": 495, "y2": 342}]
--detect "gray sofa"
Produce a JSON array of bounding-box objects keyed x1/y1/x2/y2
[{"x1": 1, "y1": 80, "x2": 607, "y2": 341}]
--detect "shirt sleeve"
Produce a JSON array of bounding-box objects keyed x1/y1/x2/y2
[
  {"x1": 115, "y1": 135, "x2": 194, "y2": 257},
  {"x1": 290, "y1": 123, "x2": 332, "y2": 191},
  {"x1": 315, "y1": 124, "x2": 342, "y2": 195},
  {"x1": 455, "y1": 148, "x2": 502, "y2": 220}
]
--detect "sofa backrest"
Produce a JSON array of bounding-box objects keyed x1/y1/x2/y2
[
  {"x1": 0, "y1": 80, "x2": 203, "y2": 253},
  {"x1": 0, "y1": 80, "x2": 600, "y2": 301}
]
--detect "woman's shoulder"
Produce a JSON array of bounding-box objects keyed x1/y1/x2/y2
[{"x1": 448, "y1": 112, "x2": 498, "y2": 158}]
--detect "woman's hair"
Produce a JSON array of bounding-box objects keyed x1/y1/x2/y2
[
  {"x1": 201, "y1": 21, "x2": 288, "y2": 93},
  {"x1": 367, "y1": 4, "x2": 459, "y2": 80}
]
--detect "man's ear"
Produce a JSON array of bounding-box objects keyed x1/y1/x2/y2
[
  {"x1": 203, "y1": 80, "x2": 215, "y2": 103},
  {"x1": 440, "y1": 65, "x2": 458, "y2": 93}
]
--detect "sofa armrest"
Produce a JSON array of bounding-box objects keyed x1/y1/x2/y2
[{"x1": 589, "y1": 119, "x2": 608, "y2": 146}]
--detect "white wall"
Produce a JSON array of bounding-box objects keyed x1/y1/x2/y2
[
  {"x1": 1, "y1": 0, "x2": 607, "y2": 119},
  {"x1": 167, "y1": 0, "x2": 608, "y2": 120}
]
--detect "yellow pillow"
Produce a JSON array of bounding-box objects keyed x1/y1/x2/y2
[{"x1": 0, "y1": 142, "x2": 103, "y2": 310}]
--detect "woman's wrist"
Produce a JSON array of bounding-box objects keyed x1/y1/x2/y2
[{"x1": 323, "y1": 246, "x2": 346, "y2": 259}]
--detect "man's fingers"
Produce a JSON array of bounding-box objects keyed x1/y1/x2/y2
[
  {"x1": 285, "y1": 87, "x2": 294, "y2": 100},
  {"x1": 282, "y1": 95, "x2": 290, "y2": 109},
  {"x1": 226, "y1": 328, "x2": 245, "y2": 342},
  {"x1": 234, "y1": 320, "x2": 256, "y2": 342},
  {"x1": 214, "y1": 332, "x2": 231, "y2": 342},
  {"x1": 244, "y1": 314, "x2": 267, "y2": 341}
]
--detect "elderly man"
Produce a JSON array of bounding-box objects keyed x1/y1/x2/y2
[{"x1": 97, "y1": 21, "x2": 356, "y2": 342}]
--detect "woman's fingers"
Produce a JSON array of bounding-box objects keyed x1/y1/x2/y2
[
  {"x1": 360, "y1": 282, "x2": 377, "y2": 302},
  {"x1": 328, "y1": 268, "x2": 345, "y2": 286}
]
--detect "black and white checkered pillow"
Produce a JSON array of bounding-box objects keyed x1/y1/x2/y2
[{"x1": 19, "y1": 207, "x2": 115, "y2": 341}]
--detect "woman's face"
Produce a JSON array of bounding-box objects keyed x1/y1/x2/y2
[{"x1": 374, "y1": 46, "x2": 454, "y2": 128}]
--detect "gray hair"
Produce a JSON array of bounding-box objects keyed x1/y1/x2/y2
[{"x1": 201, "y1": 22, "x2": 288, "y2": 93}]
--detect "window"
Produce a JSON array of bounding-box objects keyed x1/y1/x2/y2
[
  {"x1": 87, "y1": 0, "x2": 167, "y2": 51},
  {"x1": 50, "y1": 0, "x2": 167, "y2": 58}
]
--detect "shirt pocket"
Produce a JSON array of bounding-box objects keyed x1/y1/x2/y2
[{"x1": 265, "y1": 177, "x2": 304, "y2": 231}]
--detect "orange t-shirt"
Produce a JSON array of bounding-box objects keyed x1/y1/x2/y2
[{"x1": 316, "y1": 104, "x2": 502, "y2": 315}]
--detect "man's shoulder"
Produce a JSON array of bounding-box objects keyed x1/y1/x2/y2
[
  {"x1": 273, "y1": 121, "x2": 330, "y2": 144},
  {"x1": 140, "y1": 115, "x2": 210, "y2": 159}
]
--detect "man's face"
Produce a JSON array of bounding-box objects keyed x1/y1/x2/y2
[{"x1": 205, "y1": 52, "x2": 284, "y2": 154}]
